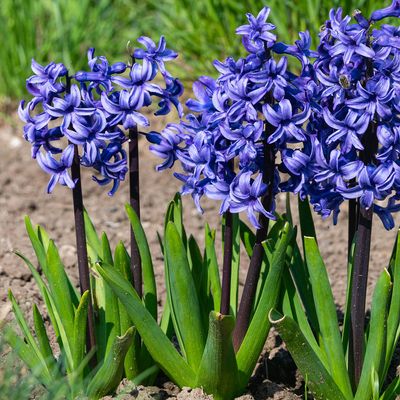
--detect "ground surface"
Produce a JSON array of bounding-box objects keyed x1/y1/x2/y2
[{"x1": 0, "y1": 110, "x2": 399, "y2": 399}]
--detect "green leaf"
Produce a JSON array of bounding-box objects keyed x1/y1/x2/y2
[
  {"x1": 95, "y1": 263, "x2": 196, "y2": 387},
  {"x1": 281, "y1": 272, "x2": 328, "y2": 370},
  {"x1": 298, "y1": 196, "x2": 317, "y2": 250},
  {"x1": 196, "y1": 312, "x2": 239, "y2": 400},
  {"x1": 33, "y1": 304, "x2": 59, "y2": 379},
  {"x1": 15, "y1": 251, "x2": 60, "y2": 339},
  {"x1": 87, "y1": 327, "x2": 135, "y2": 399},
  {"x1": 46, "y1": 240, "x2": 75, "y2": 340},
  {"x1": 8, "y1": 291, "x2": 51, "y2": 381},
  {"x1": 355, "y1": 270, "x2": 391, "y2": 400},
  {"x1": 83, "y1": 209, "x2": 102, "y2": 260},
  {"x1": 239, "y1": 220, "x2": 255, "y2": 259},
  {"x1": 236, "y1": 223, "x2": 293, "y2": 390},
  {"x1": 72, "y1": 290, "x2": 90, "y2": 373},
  {"x1": 100, "y1": 234, "x2": 120, "y2": 360},
  {"x1": 230, "y1": 214, "x2": 240, "y2": 318},
  {"x1": 205, "y1": 224, "x2": 221, "y2": 311},
  {"x1": 24, "y1": 216, "x2": 47, "y2": 274},
  {"x1": 165, "y1": 222, "x2": 206, "y2": 372},
  {"x1": 304, "y1": 237, "x2": 353, "y2": 400},
  {"x1": 3, "y1": 326, "x2": 52, "y2": 387},
  {"x1": 342, "y1": 235, "x2": 356, "y2": 357},
  {"x1": 380, "y1": 376, "x2": 400, "y2": 400},
  {"x1": 188, "y1": 234, "x2": 209, "y2": 328},
  {"x1": 269, "y1": 310, "x2": 347, "y2": 400},
  {"x1": 125, "y1": 204, "x2": 157, "y2": 320},
  {"x1": 384, "y1": 229, "x2": 400, "y2": 379},
  {"x1": 114, "y1": 242, "x2": 141, "y2": 379}
]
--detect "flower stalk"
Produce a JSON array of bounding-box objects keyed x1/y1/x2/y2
[
  {"x1": 129, "y1": 126, "x2": 142, "y2": 297},
  {"x1": 70, "y1": 143, "x2": 97, "y2": 364},
  {"x1": 350, "y1": 119, "x2": 378, "y2": 385},
  {"x1": 233, "y1": 120, "x2": 275, "y2": 351}
]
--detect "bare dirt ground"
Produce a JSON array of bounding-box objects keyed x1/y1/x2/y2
[{"x1": 0, "y1": 109, "x2": 399, "y2": 399}]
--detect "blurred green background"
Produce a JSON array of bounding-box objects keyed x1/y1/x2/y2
[{"x1": 0, "y1": 0, "x2": 389, "y2": 99}]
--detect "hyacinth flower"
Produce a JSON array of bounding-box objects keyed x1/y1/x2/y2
[
  {"x1": 147, "y1": 5, "x2": 316, "y2": 349},
  {"x1": 19, "y1": 38, "x2": 183, "y2": 359},
  {"x1": 264, "y1": 1, "x2": 400, "y2": 388}
]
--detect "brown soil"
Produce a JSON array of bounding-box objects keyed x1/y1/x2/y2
[{"x1": 0, "y1": 110, "x2": 398, "y2": 399}]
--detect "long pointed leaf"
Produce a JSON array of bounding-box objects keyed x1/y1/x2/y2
[
  {"x1": 125, "y1": 204, "x2": 157, "y2": 320},
  {"x1": 96, "y1": 263, "x2": 196, "y2": 387},
  {"x1": 269, "y1": 310, "x2": 347, "y2": 400},
  {"x1": 87, "y1": 327, "x2": 135, "y2": 399},
  {"x1": 196, "y1": 312, "x2": 239, "y2": 400},
  {"x1": 304, "y1": 237, "x2": 353, "y2": 400},
  {"x1": 165, "y1": 222, "x2": 206, "y2": 372},
  {"x1": 355, "y1": 270, "x2": 391, "y2": 400},
  {"x1": 236, "y1": 223, "x2": 293, "y2": 390}
]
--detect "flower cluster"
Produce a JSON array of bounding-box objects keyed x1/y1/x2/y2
[
  {"x1": 19, "y1": 37, "x2": 183, "y2": 195},
  {"x1": 149, "y1": 3, "x2": 400, "y2": 230},
  {"x1": 148, "y1": 7, "x2": 316, "y2": 228},
  {"x1": 289, "y1": 1, "x2": 400, "y2": 229}
]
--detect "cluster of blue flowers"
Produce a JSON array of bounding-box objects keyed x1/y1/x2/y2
[
  {"x1": 19, "y1": 37, "x2": 183, "y2": 195},
  {"x1": 149, "y1": 2, "x2": 400, "y2": 230},
  {"x1": 148, "y1": 7, "x2": 314, "y2": 228},
  {"x1": 302, "y1": 1, "x2": 400, "y2": 229}
]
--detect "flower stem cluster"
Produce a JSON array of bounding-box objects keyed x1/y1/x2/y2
[{"x1": 19, "y1": 37, "x2": 183, "y2": 195}]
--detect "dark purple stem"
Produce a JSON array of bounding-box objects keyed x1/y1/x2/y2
[
  {"x1": 233, "y1": 125, "x2": 275, "y2": 351},
  {"x1": 129, "y1": 126, "x2": 142, "y2": 297},
  {"x1": 350, "y1": 117, "x2": 377, "y2": 385},
  {"x1": 65, "y1": 75, "x2": 96, "y2": 363},
  {"x1": 70, "y1": 144, "x2": 97, "y2": 364},
  {"x1": 220, "y1": 158, "x2": 235, "y2": 315},
  {"x1": 350, "y1": 206, "x2": 373, "y2": 384},
  {"x1": 348, "y1": 198, "x2": 358, "y2": 254},
  {"x1": 220, "y1": 210, "x2": 234, "y2": 315}
]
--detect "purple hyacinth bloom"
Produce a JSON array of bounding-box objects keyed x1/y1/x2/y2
[
  {"x1": 63, "y1": 110, "x2": 108, "y2": 145},
  {"x1": 36, "y1": 144, "x2": 75, "y2": 193},
  {"x1": 186, "y1": 76, "x2": 217, "y2": 113},
  {"x1": 174, "y1": 172, "x2": 207, "y2": 212},
  {"x1": 44, "y1": 84, "x2": 95, "y2": 129},
  {"x1": 371, "y1": 0, "x2": 400, "y2": 21},
  {"x1": 156, "y1": 78, "x2": 184, "y2": 117},
  {"x1": 84, "y1": 141, "x2": 128, "y2": 196},
  {"x1": 26, "y1": 59, "x2": 67, "y2": 99},
  {"x1": 229, "y1": 171, "x2": 274, "y2": 228},
  {"x1": 374, "y1": 197, "x2": 400, "y2": 230},
  {"x1": 322, "y1": 109, "x2": 370, "y2": 153},
  {"x1": 133, "y1": 36, "x2": 178, "y2": 77},
  {"x1": 263, "y1": 99, "x2": 310, "y2": 144},
  {"x1": 248, "y1": 57, "x2": 288, "y2": 100},
  {"x1": 147, "y1": 124, "x2": 184, "y2": 170},
  {"x1": 101, "y1": 90, "x2": 149, "y2": 128},
  {"x1": 339, "y1": 164, "x2": 395, "y2": 209},
  {"x1": 220, "y1": 120, "x2": 263, "y2": 163},
  {"x1": 347, "y1": 79, "x2": 394, "y2": 119},
  {"x1": 329, "y1": 27, "x2": 375, "y2": 64},
  {"x1": 314, "y1": 148, "x2": 363, "y2": 186},
  {"x1": 236, "y1": 7, "x2": 277, "y2": 52},
  {"x1": 75, "y1": 48, "x2": 126, "y2": 92}
]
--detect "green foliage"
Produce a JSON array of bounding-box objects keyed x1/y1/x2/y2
[
  {"x1": 270, "y1": 199, "x2": 400, "y2": 400},
  {"x1": 97, "y1": 194, "x2": 292, "y2": 399},
  {"x1": 1, "y1": 0, "x2": 391, "y2": 99},
  {"x1": 5, "y1": 217, "x2": 140, "y2": 398}
]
